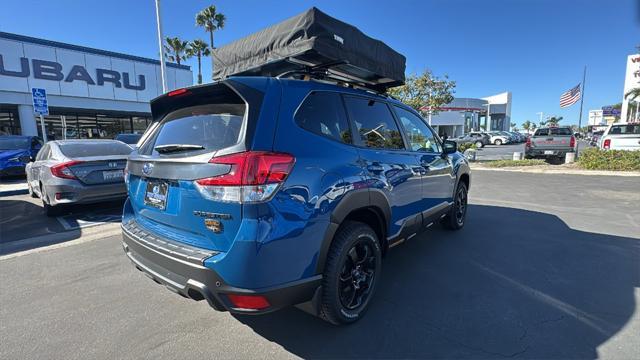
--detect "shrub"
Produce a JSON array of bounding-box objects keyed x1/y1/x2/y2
[
  {"x1": 485, "y1": 159, "x2": 546, "y2": 168},
  {"x1": 457, "y1": 143, "x2": 477, "y2": 153},
  {"x1": 578, "y1": 148, "x2": 640, "y2": 171}
]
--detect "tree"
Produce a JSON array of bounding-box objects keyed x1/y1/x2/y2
[
  {"x1": 187, "y1": 39, "x2": 211, "y2": 84},
  {"x1": 196, "y1": 5, "x2": 226, "y2": 80},
  {"x1": 387, "y1": 70, "x2": 456, "y2": 117},
  {"x1": 164, "y1": 37, "x2": 190, "y2": 65},
  {"x1": 522, "y1": 120, "x2": 532, "y2": 132},
  {"x1": 625, "y1": 88, "x2": 640, "y2": 102},
  {"x1": 510, "y1": 122, "x2": 517, "y2": 131},
  {"x1": 547, "y1": 116, "x2": 563, "y2": 126}
]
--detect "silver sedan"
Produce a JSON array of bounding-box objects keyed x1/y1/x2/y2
[{"x1": 26, "y1": 139, "x2": 132, "y2": 216}]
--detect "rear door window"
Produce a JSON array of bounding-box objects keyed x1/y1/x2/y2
[
  {"x1": 295, "y1": 92, "x2": 352, "y2": 143},
  {"x1": 59, "y1": 142, "x2": 132, "y2": 157},
  {"x1": 141, "y1": 103, "x2": 245, "y2": 156},
  {"x1": 343, "y1": 96, "x2": 404, "y2": 150}
]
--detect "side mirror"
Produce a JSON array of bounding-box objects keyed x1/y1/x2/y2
[{"x1": 443, "y1": 140, "x2": 457, "y2": 154}]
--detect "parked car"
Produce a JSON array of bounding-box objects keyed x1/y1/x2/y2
[
  {"x1": 589, "y1": 131, "x2": 604, "y2": 146},
  {"x1": 525, "y1": 127, "x2": 575, "y2": 161},
  {"x1": 487, "y1": 132, "x2": 510, "y2": 145},
  {"x1": 598, "y1": 123, "x2": 640, "y2": 151},
  {"x1": 26, "y1": 139, "x2": 131, "y2": 216},
  {"x1": 453, "y1": 132, "x2": 490, "y2": 148},
  {"x1": 121, "y1": 78, "x2": 471, "y2": 325},
  {"x1": 0, "y1": 135, "x2": 43, "y2": 178},
  {"x1": 114, "y1": 133, "x2": 143, "y2": 147}
]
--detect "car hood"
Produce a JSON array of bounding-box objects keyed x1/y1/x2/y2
[{"x1": 0, "y1": 149, "x2": 28, "y2": 161}]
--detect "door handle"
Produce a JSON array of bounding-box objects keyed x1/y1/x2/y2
[{"x1": 367, "y1": 164, "x2": 384, "y2": 172}]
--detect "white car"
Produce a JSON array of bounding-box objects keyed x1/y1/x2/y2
[
  {"x1": 598, "y1": 122, "x2": 640, "y2": 151},
  {"x1": 487, "y1": 132, "x2": 510, "y2": 146}
]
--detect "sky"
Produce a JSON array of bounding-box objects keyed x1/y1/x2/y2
[{"x1": 1, "y1": 0, "x2": 638, "y2": 127}]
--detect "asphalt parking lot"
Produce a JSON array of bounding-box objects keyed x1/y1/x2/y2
[{"x1": 1, "y1": 170, "x2": 639, "y2": 359}]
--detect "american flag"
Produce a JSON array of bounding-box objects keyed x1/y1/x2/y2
[{"x1": 560, "y1": 84, "x2": 581, "y2": 108}]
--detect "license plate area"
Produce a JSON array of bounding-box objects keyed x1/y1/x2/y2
[
  {"x1": 544, "y1": 150, "x2": 555, "y2": 155},
  {"x1": 103, "y1": 169, "x2": 124, "y2": 180},
  {"x1": 144, "y1": 180, "x2": 169, "y2": 210}
]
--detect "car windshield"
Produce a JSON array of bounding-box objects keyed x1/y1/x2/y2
[
  {"x1": 59, "y1": 142, "x2": 133, "y2": 157},
  {"x1": 0, "y1": 138, "x2": 29, "y2": 150}
]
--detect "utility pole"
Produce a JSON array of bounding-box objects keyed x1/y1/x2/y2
[
  {"x1": 576, "y1": 66, "x2": 587, "y2": 158},
  {"x1": 155, "y1": 0, "x2": 168, "y2": 93}
]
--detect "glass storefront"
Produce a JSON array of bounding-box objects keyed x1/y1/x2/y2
[
  {"x1": 35, "y1": 109, "x2": 152, "y2": 140},
  {"x1": 0, "y1": 105, "x2": 21, "y2": 135}
]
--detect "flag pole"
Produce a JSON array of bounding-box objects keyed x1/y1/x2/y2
[{"x1": 576, "y1": 66, "x2": 586, "y2": 158}]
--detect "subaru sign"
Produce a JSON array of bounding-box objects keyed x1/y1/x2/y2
[{"x1": 31, "y1": 87, "x2": 48, "y2": 115}]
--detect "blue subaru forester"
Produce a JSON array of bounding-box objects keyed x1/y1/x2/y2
[{"x1": 122, "y1": 77, "x2": 470, "y2": 324}]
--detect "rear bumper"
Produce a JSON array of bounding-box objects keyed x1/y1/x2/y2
[
  {"x1": 46, "y1": 181, "x2": 126, "y2": 205},
  {"x1": 121, "y1": 218, "x2": 321, "y2": 314},
  {"x1": 525, "y1": 148, "x2": 574, "y2": 157}
]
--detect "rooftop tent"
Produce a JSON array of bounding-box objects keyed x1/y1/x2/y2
[{"x1": 212, "y1": 7, "x2": 406, "y2": 92}]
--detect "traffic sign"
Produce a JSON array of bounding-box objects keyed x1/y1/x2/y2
[{"x1": 31, "y1": 88, "x2": 49, "y2": 115}]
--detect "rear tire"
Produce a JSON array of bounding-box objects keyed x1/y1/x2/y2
[
  {"x1": 41, "y1": 187, "x2": 64, "y2": 217},
  {"x1": 320, "y1": 221, "x2": 382, "y2": 325},
  {"x1": 443, "y1": 182, "x2": 468, "y2": 230},
  {"x1": 28, "y1": 183, "x2": 37, "y2": 198}
]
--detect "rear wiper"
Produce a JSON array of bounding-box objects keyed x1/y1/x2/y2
[{"x1": 154, "y1": 144, "x2": 205, "y2": 153}]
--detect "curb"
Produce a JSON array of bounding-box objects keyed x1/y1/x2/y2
[
  {"x1": 470, "y1": 165, "x2": 640, "y2": 177},
  {"x1": 0, "y1": 189, "x2": 29, "y2": 197},
  {"x1": 0, "y1": 222, "x2": 121, "y2": 259}
]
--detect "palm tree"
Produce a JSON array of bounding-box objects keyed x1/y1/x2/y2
[
  {"x1": 164, "y1": 37, "x2": 190, "y2": 65},
  {"x1": 196, "y1": 5, "x2": 226, "y2": 80},
  {"x1": 522, "y1": 120, "x2": 532, "y2": 133},
  {"x1": 187, "y1": 39, "x2": 211, "y2": 84},
  {"x1": 625, "y1": 88, "x2": 640, "y2": 121},
  {"x1": 625, "y1": 88, "x2": 640, "y2": 101}
]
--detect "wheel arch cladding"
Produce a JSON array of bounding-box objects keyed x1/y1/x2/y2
[{"x1": 316, "y1": 189, "x2": 391, "y2": 274}]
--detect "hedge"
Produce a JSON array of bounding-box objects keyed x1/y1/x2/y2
[
  {"x1": 578, "y1": 148, "x2": 640, "y2": 171},
  {"x1": 484, "y1": 159, "x2": 547, "y2": 168}
]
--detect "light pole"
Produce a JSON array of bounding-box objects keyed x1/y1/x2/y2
[{"x1": 155, "y1": 0, "x2": 168, "y2": 93}]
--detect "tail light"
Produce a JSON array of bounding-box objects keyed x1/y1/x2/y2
[
  {"x1": 525, "y1": 136, "x2": 532, "y2": 148},
  {"x1": 195, "y1": 151, "x2": 295, "y2": 203},
  {"x1": 50, "y1": 161, "x2": 82, "y2": 179},
  {"x1": 603, "y1": 138, "x2": 611, "y2": 149},
  {"x1": 569, "y1": 135, "x2": 576, "y2": 148},
  {"x1": 167, "y1": 88, "x2": 190, "y2": 97},
  {"x1": 226, "y1": 294, "x2": 270, "y2": 310}
]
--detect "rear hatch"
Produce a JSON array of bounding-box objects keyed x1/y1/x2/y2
[
  {"x1": 530, "y1": 128, "x2": 573, "y2": 149},
  {"x1": 57, "y1": 142, "x2": 132, "y2": 184},
  {"x1": 126, "y1": 81, "x2": 266, "y2": 252}
]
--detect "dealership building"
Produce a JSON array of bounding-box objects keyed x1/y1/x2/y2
[
  {"x1": 427, "y1": 92, "x2": 512, "y2": 137},
  {"x1": 0, "y1": 32, "x2": 192, "y2": 139}
]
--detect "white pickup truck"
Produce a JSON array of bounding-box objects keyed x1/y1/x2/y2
[{"x1": 598, "y1": 123, "x2": 640, "y2": 151}]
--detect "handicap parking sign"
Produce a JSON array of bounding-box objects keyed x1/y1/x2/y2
[{"x1": 31, "y1": 88, "x2": 49, "y2": 115}]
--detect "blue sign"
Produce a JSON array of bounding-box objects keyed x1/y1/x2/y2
[{"x1": 31, "y1": 88, "x2": 49, "y2": 115}]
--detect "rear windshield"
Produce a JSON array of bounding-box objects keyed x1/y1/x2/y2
[
  {"x1": 549, "y1": 128, "x2": 572, "y2": 136},
  {"x1": 609, "y1": 124, "x2": 640, "y2": 135},
  {"x1": 534, "y1": 129, "x2": 549, "y2": 136},
  {"x1": 115, "y1": 134, "x2": 142, "y2": 144},
  {"x1": 141, "y1": 103, "x2": 245, "y2": 156},
  {"x1": 59, "y1": 142, "x2": 133, "y2": 157},
  {"x1": 0, "y1": 138, "x2": 29, "y2": 150}
]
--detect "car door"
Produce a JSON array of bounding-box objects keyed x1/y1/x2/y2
[
  {"x1": 392, "y1": 105, "x2": 455, "y2": 224},
  {"x1": 342, "y1": 95, "x2": 424, "y2": 242}
]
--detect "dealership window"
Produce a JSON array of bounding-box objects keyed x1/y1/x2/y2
[
  {"x1": 0, "y1": 106, "x2": 21, "y2": 135},
  {"x1": 33, "y1": 110, "x2": 151, "y2": 140}
]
